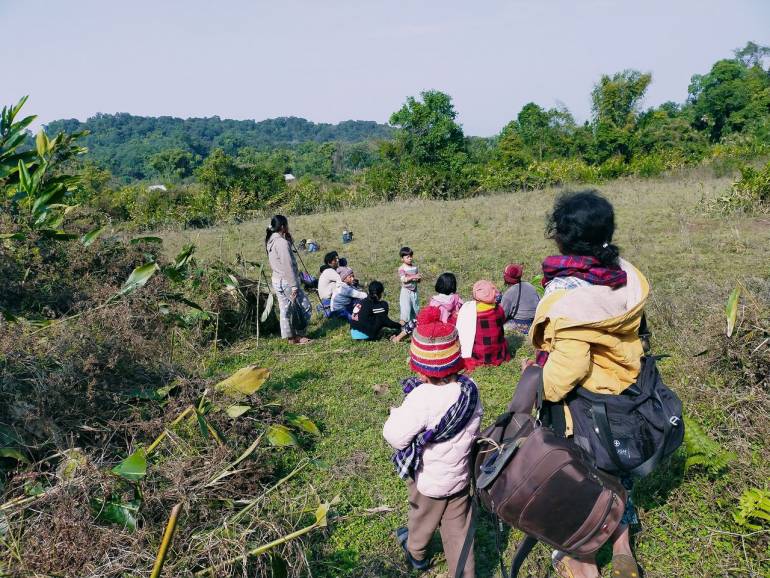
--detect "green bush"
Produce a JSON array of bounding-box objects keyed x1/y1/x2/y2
[{"x1": 708, "y1": 161, "x2": 770, "y2": 214}]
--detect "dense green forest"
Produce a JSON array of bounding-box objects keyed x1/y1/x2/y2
[
  {"x1": 45, "y1": 115, "x2": 393, "y2": 180},
  {"x1": 37, "y1": 41, "x2": 770, "y2": 230}
]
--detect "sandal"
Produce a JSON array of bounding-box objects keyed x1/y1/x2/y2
[
  {"x1": 395, "y1": 527, "x2": 430, "y2": 572},
  {"x1": 611, "y1": 554, "x2": 640, "y2": 578},
  {"x1": 552, "y1": 551, "x2": 576, "y2": 578}
]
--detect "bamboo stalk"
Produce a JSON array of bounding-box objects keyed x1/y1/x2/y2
[
  {"x1": 146, "y1": 406, "x2": 194, "y2": 456},
  {"x1": 193, "y1": 520, "x2": 319, "y2": 577},
  {"x1": 149, "y1": 503, "x2": 183, "y2": 578},
  {"x1": 231, "y1": 458, "x2": 309, "y2": 522}
]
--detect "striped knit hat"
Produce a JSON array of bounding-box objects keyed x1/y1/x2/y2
[{"x1": 409, "y1": 307, "x2": 464, "y2": 378}]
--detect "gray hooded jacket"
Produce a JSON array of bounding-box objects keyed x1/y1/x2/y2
[{"x1": 267, "y1": 232, "x2": 300, "y2": 288}]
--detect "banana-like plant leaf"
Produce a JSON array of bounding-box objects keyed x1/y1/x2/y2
[
  {"x1": 111, "y1": 447, "x2": 147, "y2": 481},
  {"x1": 267, "y1": 425, "x2": 298, "y2": 447},
  {"x1": 91, "y1": 495, "x2": 141, "y2": 531},
  {"x1": 285, "y1": 413, "x2": 321, "y2": 436},
  {"x1": 172, "y1": 244, "x2": 195, "y2": 270},
  {"x1": 225, "y1": 405, "x2": 251, "y2": 418},
  {"x1": 196, "y1": 411, "x2": 210, "y2": 440},
  {"x1": 35, "y1": 130, "x2": 49, "y2": 157},
  {"x1": 214, "y1": 366, "x2": 270, "y2": 398},
  {"x1": 130, "y1": 236, "x2": 163, "y2": 244},
  {"x1": 118, "y1": 262, "x2": 160, "y2": 297},
  {"x1": 261, "y1": 292, "x2": 274, "y2": 322},
  {"x1": 0, "y1": 448, "x2": 29, "y2": 463},
  {"x1": 726, "y1": 286, "x2": 741, "y2": 337},
  {"x1": 80, "y1": 226, "x2": 105, "y2": 247},
  {"x1": 17, "y1": 160, "x2": 31, "y2": 194}
]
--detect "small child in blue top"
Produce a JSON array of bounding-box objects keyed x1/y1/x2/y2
[{"x1": 398, "y1": 246, "x2": 421, "y2": 323}]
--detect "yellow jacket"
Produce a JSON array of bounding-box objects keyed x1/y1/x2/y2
[{"x1": 529, "y1": 259, "x2": 650, "y2": 403}]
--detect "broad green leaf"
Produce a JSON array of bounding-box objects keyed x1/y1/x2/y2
[
  {"x1": 80, "y1": 226, "x2": 105, "y2": 247},
  {"x1": 91, "y1": 495, "x2": 141, "y2": 531},
  {"x1": 0, "y1": 448, "x2": 28, "y2": 463},
  {"x1": 285, "y1": 413, "x2": 321, "y2": 436},
  {"x1": 40, "y1": 229, "x2": 77, "y2": 241},
  {"x1": 214, "y1": 366, "x2": 270, "y2": 399},
  {"x1": 225, "y1": 405, "x2": 251, "y2": 418},
  {"x1": 726, "y1": 286, "x2": 741, "y2": 337},
  {"x1": 17, "y1": 160, "x2": 31, "y2": 194},
  {"x1": 261, "y1": 292, "x2": 274, "y2": 322},
  {"x1": 35, "y1": 130, "x2": 49, "y2": 157},
  {"x1": 172, "y1": 244, "x2": 195, "y2": 270},
  {"x1": 118, "y1": 262, "x2": 159, "y2": 297},
  {"x1": 196, "y1": 411, "x2": 210, "y2": 440},
  {"x1": 111, "y1": 447, "x2": 147, "y2": 481},
  {"x1": 266, "y1": 425, "x2": 298, "y2": 447},
  {"x1": 130, "y1": 236, "x2": 163, "y2": 244},
  {"x1": 0, "y1": 233, "x2": 24, "y2": 241}
]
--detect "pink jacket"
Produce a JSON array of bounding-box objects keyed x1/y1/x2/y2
[
  {"x1": 428, "y1": 293, "x2": 463, "y2": 324},
  {"x1": 383, "y1": 381, "x2": 482, "y2": 498}
]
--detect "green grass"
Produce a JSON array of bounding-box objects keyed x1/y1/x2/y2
[{"x1": 165, "y1": 172, "x2": 770, "y2": 577}]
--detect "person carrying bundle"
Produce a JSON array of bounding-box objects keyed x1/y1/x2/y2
[{"x1": 455, "y1": 280, "x2": 510, "y2": 370}]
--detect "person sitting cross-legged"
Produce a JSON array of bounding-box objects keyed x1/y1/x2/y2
[
  {"x1": 330, "y1": 266, "x2": 367, "y2": 321},
  {"x1": 349, "y1": 281, "x2": 403, "y2": 340}
]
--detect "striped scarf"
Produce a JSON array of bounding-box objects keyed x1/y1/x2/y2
[{"x1": 392, "y1": 374, "x2": 479, "y2": 480}]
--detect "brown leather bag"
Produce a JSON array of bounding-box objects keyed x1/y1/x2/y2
[{"x1": 456, "y1": 366, "x2": 627, "y2": 578}]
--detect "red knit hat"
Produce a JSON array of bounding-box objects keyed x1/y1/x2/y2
[
  {"x1": 410, "y1": 307, "x2": 464, "y2": 378},
  {"x1": 503, "y1": 263, "x2": 524, "y2": 285}
]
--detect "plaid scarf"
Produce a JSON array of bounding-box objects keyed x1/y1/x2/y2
[
  {"x1": 392, "y1": 374, "x2": 479, "y2": 480},
  {"x1": 541, "y1": 255, "x2": 627, "y2": 289}
]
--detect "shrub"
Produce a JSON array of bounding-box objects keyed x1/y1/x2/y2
[{"x1": 708, "y1": 162, "x2": 770, "y2": 215}]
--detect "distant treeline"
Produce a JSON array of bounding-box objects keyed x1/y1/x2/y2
[
  {"x1": 44, "y1": 41, "x2": 770, "y2": 229},
  {"x1": 45, "y1": 114, "x2": 393, "y2": 180}
]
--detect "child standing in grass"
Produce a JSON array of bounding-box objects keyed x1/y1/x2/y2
[
  {"x1": 398, "y1": 246, "x2": 421, "y2": 323},
  {"x1": 383, "y1": 307, "x2": 482, "y2": 577}
]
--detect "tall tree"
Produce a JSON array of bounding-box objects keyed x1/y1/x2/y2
[
  {"x1": 591, "y1": 70, "x2": 652, "y2": 161},
  {"x1": 389, "y1": 90, "x2": 466, "y2": 168}
]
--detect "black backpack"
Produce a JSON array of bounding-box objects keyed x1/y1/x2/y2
[{"x1": 566, "y1": 316, "x2": 684, "y2": 477}]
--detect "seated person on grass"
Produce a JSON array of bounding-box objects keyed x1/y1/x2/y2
[
  {"x1": 501, "y1": 263, "x2": 540, "y2": 334},
  {"x1": 330, "y1": 266, "x2": 367, "y2": 321},
  {"x1": 349, "y1": 281, "x2": 403, "y2": 341},
  {"x1": 317, "y1": 251, "x2": 340, "y2": 315}
]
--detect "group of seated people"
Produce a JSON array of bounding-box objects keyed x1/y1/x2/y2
[{"x1": 309, "y1": 249, "x2": 541, "y2": 372}]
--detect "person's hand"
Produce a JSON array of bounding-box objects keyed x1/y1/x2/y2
[
  {"x1": 290, "y1": 287, "x2": 298, "y2": 300},
  {"x1": 520, "y1": 358, "x2": 535, "y2": 372}
]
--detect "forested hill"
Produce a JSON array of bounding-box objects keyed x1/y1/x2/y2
[{"x1": 45, "y1": 113, "x2": 393, "y2": 180}]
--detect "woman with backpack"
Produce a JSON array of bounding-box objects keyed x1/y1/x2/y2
[
  {"x1": 266, "y1": 215, "x2": 313, "y2": 345},
  {"x1": 524, "y1": 190, "x2": 648, "y2": 578}
]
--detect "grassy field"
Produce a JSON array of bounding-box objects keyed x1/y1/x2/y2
[{"x1": 164, "y1": 171, "x2": 770, "y2": 577}]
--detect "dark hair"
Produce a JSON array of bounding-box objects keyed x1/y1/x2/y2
[
  {"x1": 265, "y1": 214, "x2": 289, "y2": 246},
  {"x1": 435, "y1": 272, "x2": 457, "y2": 295},
  {"x1": 546, "y1": 190, "x2": 620, "y2": 267},
  {"x1": 323, "y1": 251, "x2": 339, "y2": 266},
  {"x1": 399, "y1": 246, "x2": 413, "y2": 257},
  {"x1": 368, "y1": 280, "x2": 384, "y2": 300}
]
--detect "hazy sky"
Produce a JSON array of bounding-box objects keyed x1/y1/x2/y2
[{"x1": 2, "y1": 0, "x2": 769, "y2": 136}]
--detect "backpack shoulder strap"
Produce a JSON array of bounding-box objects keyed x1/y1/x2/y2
[{"x1": 509, "y1": 535, "x2": 539, "y2": 578}]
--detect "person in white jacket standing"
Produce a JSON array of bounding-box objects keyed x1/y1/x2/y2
[
  {"x1": 383, "y1": 306, "x2": 482, "y2": 577},
  {"x1": 265, "y1": 215, "x2": 312, "y2": 344}
]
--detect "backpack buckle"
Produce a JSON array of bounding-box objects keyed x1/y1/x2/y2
[{"x1": 669, "y1": 416, "x2": 681, "y2": 426}]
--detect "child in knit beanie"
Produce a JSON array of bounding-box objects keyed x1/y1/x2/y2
[
  {"x1": 456, "y1": 280, "x2": 511, "y2": 370},
  {"x1": 383, "y1": 307, "x2": 481, "y2": 577}
]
